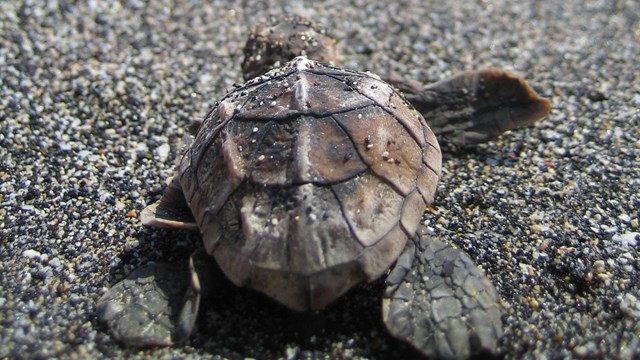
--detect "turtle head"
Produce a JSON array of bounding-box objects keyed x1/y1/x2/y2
[{"x1": 241, "y1": 16, "x2": 339, "y2": 80}]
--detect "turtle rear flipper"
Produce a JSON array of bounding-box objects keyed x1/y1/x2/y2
[
  {"x1": 386, "y1": 69, "x2": 551, "y2": 146},
  {"x1": 97, "y1": 250, "x2": 218, "y2": 346},
  {"x1": 383, "y1": 226, "x2": 503, "y2": 360},
  {"x1": 96, "y1": 260, "x2": 197, "y2": 346},
  {"x1": 141, "y1": 175, "x2": 198, "y2": 231}
]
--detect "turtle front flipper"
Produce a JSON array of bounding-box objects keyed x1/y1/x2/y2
[
  {"x1": 141, "y1": 175, "x2": 198, "y2": 231},
  {"x1": 383, "y1": 226, "x2": 502, "y2": 360},
  {"x1": 97, "y1": 250, "x2": 219, "y2": 346},
  {"x1": 386, "y1": 69, "x2": 551, "y2": 146}
]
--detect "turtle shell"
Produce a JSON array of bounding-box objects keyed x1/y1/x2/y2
[{"x1": 179, "y1": 57, "x2": 441, "y2": 311}]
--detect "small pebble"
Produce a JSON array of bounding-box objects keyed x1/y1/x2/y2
[
  {"x1": 620, "y1": 293, "x2": 640, "y2": 320},
  {"x1": 156, "y1": 143, "x2": 171, "y2": 163}
]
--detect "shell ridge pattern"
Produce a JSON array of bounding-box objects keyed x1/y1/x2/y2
[
  {"x1": 397, "y1": 189, "x2": 427, "y2": 238},
  {"x1": 246, "y1": 254, "x2": 372, "y2": 277},
  {"x1": 293, "y1": 186, "x2": 331, "y2": 274},
  {"x1": 336, "y1": 129, "x2": 419, "y2": 199},
  {"x1": 198, "y1": 207, "x2": 215, "y2": 235},
  {"x1": 238, "y1": 192, "x2": 272, "y2": 287},
  {"x1": 332, "y1": 176, "x2": 402, "y2": 248},
  {"x1": 178, "y1": 109, "x2": 218, "y2": 195},
  {"x1": 422, "y1": 150, "x2": 440, "y2": 176},
  {"x1": 179, "y1": 148, "x2": 196, "y2": 204},
  {"x1": 351, "y1": 213, "x2": 403, "y2": 259},
  {"x1": 197, "y1": 156, "x2": 248, "y2": 228},
  {"x1": 325, "y1": 114, "x2": 370, "y2": 172},
  {"x1": 188, "y1": 117, "x2": 245, "y2": 217},
  {"x1": 291, "y1": 113, "x2": 370, "y2": 185},
  {"x1": 244, "y1": 120, "x2": 276, "y2": 173},
  {"x1": 315, "y1": 218, "x2": 330, "y2": 271},
  {"x1": 183, "y1": 86, "x2": 256, "y2": 236},
  {"x1": 320, "y1": 72, "x2": 426, "y2": 151},
  {"x1": 327, "y1": 185, "x2": 364, "y2": 252},
  {"x1": 190, "y1": 92, "x2": 251, "y2": 189},
  {"x1": 390, "y1": 190, "x2": 414, "y2": 240},
  {"x1": 303, "y1": 66, "x2": 373, "y2": 80},
  {"x1": 414, "y1": 186, "x2": 431, "y2": 210},
  {"x1": 283, "y1": 204, "x2": 295, "y2": 272},
  {"x1": 294, "y1": 102, "x2": 379, "y2": 119},
  {"x1": 287, "y1": 68, "x2": 373, "y2": 118},
  {"x1": 238, "y1": 167, "x2": 372, "y2": 189},
  {"x1": 228, "y1": 67, "x2": 298, "y2": 97},
  {"x1": 293, "y1": 71, "x2": 310, "y2": 111},
  {"x1": 238, "y1": 184, "x2": 337, "y2": 277},
  {"x1": 328, "y1": 113, "x2": 419, "y2": 198}
]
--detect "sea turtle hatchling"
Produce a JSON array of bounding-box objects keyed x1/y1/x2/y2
[{"x1": 97, "y1": 18, "x2": 550, "y2": 359}]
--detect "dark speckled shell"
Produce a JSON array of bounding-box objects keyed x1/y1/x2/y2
[{"x1": 179, "y1": 57, "x2": 441, "y2": 311}]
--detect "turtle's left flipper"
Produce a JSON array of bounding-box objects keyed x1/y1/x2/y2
[
  {"x1": 140, "y1": 175, "x2": 198, "y2": 231},
  {"x1": 97, "y1": 249, "x2": 218, "y2": 346},
  {"x1": 385, "y1": 69, "x2": 551, "y2": 146},
  {"x1": 383, "y1": 226, "x2": 503, "y2": 360}
]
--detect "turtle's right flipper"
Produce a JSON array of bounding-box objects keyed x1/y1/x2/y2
[
  {"x1": 386, "y1": 69, "x2": 551, "y2": 146},
  {"x1": 383, "y1": 226, "x2": 503, "y2": 359}
]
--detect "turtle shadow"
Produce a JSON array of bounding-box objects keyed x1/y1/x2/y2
[
  {"x1": 191, "y1": 276, "x2": 428, "y2": 359},
  {"x1": 191, "y1": 272, "x2": 503, "y2": 359}
]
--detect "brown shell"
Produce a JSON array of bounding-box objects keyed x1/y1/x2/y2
[{"x1": 179, "y1": 57, "x2": 441, "y2": 311}]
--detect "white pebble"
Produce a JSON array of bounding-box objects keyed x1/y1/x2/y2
[
  {"x1": 612, "y1": 232, "x2": 639, "y2": 248},
  {"x1": 23, "y1": 249, "x2": 42, "y2": 260},
  {"x1": 620, "y1": 293, "x2": 640, "y2": 319},
  {"x1": 156, "y1": 143, "x2": 171, "y2": 163}
]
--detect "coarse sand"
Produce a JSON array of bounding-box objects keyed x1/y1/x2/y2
[{"x1": 1, "y1": 0, "x2": 638, "y2": 358}]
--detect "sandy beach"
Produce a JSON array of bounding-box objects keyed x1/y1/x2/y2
[{"x1": 1, "y1": 0, "x2": 639, "y2": 358}]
